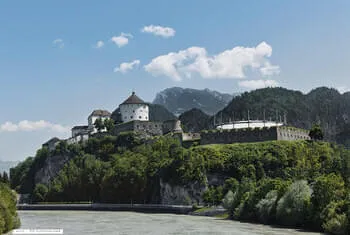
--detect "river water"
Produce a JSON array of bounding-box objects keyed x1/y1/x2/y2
[{"x1": 13, "y1": 211, "x2": 323, "y2": 235}]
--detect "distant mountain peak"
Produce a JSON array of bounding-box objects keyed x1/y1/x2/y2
[{"x1": 153, "y1": 87, "x2": 235, "y2": 116}]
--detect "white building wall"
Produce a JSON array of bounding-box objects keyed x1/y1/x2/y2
[{"x1": 120, "y1": 104, "x2": 149, "y2": 123}]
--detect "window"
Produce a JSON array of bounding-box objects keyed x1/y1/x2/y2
[
  {"x1": 133, "y1": 110, "x2": 135, "y2": 113},
  {"x1": 139, "y1": 116, "x2": 142, "y2": 119},
  {"x1": 130, "y1": 116, "x2": 133, "y2": 119}
]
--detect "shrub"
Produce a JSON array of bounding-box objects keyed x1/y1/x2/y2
[
  {"x1": 222, "y1": 190, "x2": 234, "y2": 210},
  {"x1": 32, "y1": 184, "x2": 48, "y2": 202},
  {"x1": 256, "y1": 190, "x2": 278, "y2": 224},
  {"x1": 320, "y1": 200, "x2": 349, "y2": 235},
  {"x1": 276, "y1": 180, "x2": 312, "y2": 226}
]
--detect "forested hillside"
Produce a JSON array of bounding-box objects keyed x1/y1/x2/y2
[{"x1": 10, "y1": 133, "x2": 350, "y2": 234}]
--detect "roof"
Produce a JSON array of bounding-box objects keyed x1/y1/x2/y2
[
  {"x1": 89, "y1": 109, "x2": 111, "y2": 117},
  {"x1": 72, "y1": 125, "x2": 89, "y2": 130},
  {"x1": 121, "y1": 92, "x2": 146, "y2": 105}
]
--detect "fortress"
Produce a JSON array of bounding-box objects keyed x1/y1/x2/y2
[{"x1": 43, "y1": 92, "x2": 311, "y2": 151}]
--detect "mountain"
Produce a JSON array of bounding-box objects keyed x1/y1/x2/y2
[
  {"x1": 179, "y1": 108, "x2": 211, "y2": 132},
  {"x1": 153, "y1": 87, "x2": 234, "y2": 116},
  {"x1": 111, "y1": 104, "x2": 176, "y2": 123},
  {"x1": 212, "y1": 87, "x2": 350, "y2": 145}
]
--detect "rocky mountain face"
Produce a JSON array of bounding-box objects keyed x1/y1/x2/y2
[{"x1": 153, "y1": 87, "x2": 234, "y2": 116}]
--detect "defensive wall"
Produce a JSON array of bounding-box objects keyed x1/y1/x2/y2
[
  {"x1": 200, "y1": 126, "x2": 310, "y2": 145},
  {"x1": 114, "y1": 120, "x2": 181, "y2": 136}
]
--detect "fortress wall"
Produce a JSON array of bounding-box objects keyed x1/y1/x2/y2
[
  {"x1": 277, "y1": 126, "x2": 310, "y2": 141},
  {"x1": 200, "y1": 127, "x2": 278, "y2": 145},
  {"x1": 115, "y1": 121, "x2": 163, "y2": 136},
  {"x1": 182, "y1": 133, "x2": 201, "y2": 141}
]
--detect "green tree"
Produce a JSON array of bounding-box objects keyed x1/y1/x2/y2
[
  {"x1": 276, "y1": 180, "x2": 312, "y2": 226},
  {"x1": 104, "y1": 119, "x2": 115, "y2": 133},
  {"x1": 94, "y1": 118, "x2": 105, "y2": 132},
  {"x1": 311, "y1": 173, "x2": 345, "y2": 227},
  {"x1": 222, "y1": 190, "x2": 235, "y2": 210},
  {"x1": 32, "y1": 184, "x2": 48, "y2": 202},
  {"x1": 1, "y1": 172, "x2": 9, "y2": 185},
  {"x1": 309, "y1": 124, "x2": 324, "y2": 140}
]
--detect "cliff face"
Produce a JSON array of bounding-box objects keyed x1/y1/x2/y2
[
  {"x1": 159, "y1": 173, "x2": 226, "y2": 205},
  {"x1": 34, "y1": 153, "x2": 73, "y2": 185},
  {"x1": 159, "y1": 179, "x2": 206, "y2": 205}
]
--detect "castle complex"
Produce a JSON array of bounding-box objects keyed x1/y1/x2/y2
[{"x1": 43, "y1": 92, "x2": 311, "y2": 151}]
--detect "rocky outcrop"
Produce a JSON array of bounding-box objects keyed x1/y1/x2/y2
[
  {"x1": 160, "y1": 178, "x2": 206, "y2": 205},
  {"x1": 159, "y1": 173, "x2": 225, "y2": 205},
  {"x1": 34, "y1": 154, "x2": 72, "y2": 185}
]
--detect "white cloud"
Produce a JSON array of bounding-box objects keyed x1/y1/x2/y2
[
  {"x1": 141, "y1": 25, "x2": 176, "y2": 38},
  {"x1": 52, "y1": 38, "x2": 64, "y2": 48},
  {"x1": 0, "y1": 120, "x2": 70, "y2": 133},
  {"x1": 144, "y1": 42, "x2": 280, "y2": 81},
  {"x1": 95, "y1": 40, "x2": 104, "y2": 49},
  {"x1": 114, "y1": 60, "x2": 140, "y2": 73},
  {"x1": 238, "y1": 79, "x2": 279, "y2": 90},
  {"x1": 110, "y1": 33, "x2": 133, "y2": 47}
]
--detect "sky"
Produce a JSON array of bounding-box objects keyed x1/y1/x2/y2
[{"x1": 1, "y1": 0, "x2": 350, "y2": 161}]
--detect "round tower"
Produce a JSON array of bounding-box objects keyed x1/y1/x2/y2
[{"x1": 119, "y1": 92, "x2": 149, "y2": 123}]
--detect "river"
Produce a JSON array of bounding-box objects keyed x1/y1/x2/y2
[{"x1": 12, "y1": 211, "x2": 323, "y2": 235}]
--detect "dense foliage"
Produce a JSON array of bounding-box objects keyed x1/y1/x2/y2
[
  {"x1": 0, "y1": 183, "x2": 20, "y2": 234},
  {"x1": 10, "y1": 135, "x2": 350, "y2": 234}
]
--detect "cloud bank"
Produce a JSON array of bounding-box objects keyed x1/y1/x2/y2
[
  {"x1": 0, "y1": 120, "x2": 70, "y2": 133},
  {"x1": 144, "y1": 41, "x2": 280, "y2": 81},
  {"x1": 141, "y1": 25, "x2": 176, "y2": 38},
  {"x1": 114, "y1": 60, "x2": 140, "y2": 73}
]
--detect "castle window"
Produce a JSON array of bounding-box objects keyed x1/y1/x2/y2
[
  {"x1": 139, "y1": 116, "x2": 142, "y2": 119},
  {"x1": 133, "y1": 110, "x2": 135, "y2": 113},
  {"x1": 130, "y1": 116, "x2": 133, "y2": 119},
  {"x1": 155, "y1": 125, "x2": 157, "y2": 127}
]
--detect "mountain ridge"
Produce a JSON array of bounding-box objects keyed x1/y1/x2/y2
[{"x1": 153, "y1": 87, "x2": 234, "y2": 116}]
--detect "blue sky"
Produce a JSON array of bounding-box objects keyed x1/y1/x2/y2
[{"x1": 1, "y1": 0, "x2": 350, "y2": 161}]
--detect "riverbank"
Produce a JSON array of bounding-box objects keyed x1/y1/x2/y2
[{"x1": 17, "y1": 203, "x2": 194, "y2": 214}]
